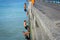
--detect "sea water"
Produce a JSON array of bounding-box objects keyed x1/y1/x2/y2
[{"x1": 0, "y1": 0, "x2": 27, "y2": 40}]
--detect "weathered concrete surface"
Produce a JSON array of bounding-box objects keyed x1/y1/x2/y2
[
  {"x1": 28, "y1": 0, "x2": 60, "y2": 40},
  {"x1": 34, "y1": 3, "x2": 60, "y2": 21},
  {"x1": 31, "y1": 5, "x2": 60, "y2": 40},
  {"x1": 35, "y1": 0, "x2": 60, "y2": 10}
]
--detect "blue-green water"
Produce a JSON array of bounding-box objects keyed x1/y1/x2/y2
[{"x1": 0, "y1": 0, "x2": 27, "y2": 40}]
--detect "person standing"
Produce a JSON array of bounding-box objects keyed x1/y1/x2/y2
[
  {"x1": 24, "y1": 20, "x2": 29, "y2": 30},
  {"x1": 23, "y1": 31, "x2": 30, "y2": 40},
  {"x1": 24, "y1": 3, "x2": 27, "y2": 12},
  {"x1": 31, "y1": 0, "x2": 35, "y2": 5}
]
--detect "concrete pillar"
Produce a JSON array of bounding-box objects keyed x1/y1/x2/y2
[{"x1": 33, "y1": 16, "x2": 39, "y2": 40}]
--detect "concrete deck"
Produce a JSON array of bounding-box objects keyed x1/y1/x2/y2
[
  {"x1": 31, "y1": 4, "x2": 60, "y2": 40},
  {"x1": 28, "y1": 0, "x2": 60, "y2": 40}
]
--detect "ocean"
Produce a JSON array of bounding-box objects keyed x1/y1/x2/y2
[{"x1": 0, "y1": 0, "x2": 27, "y2": 40}]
